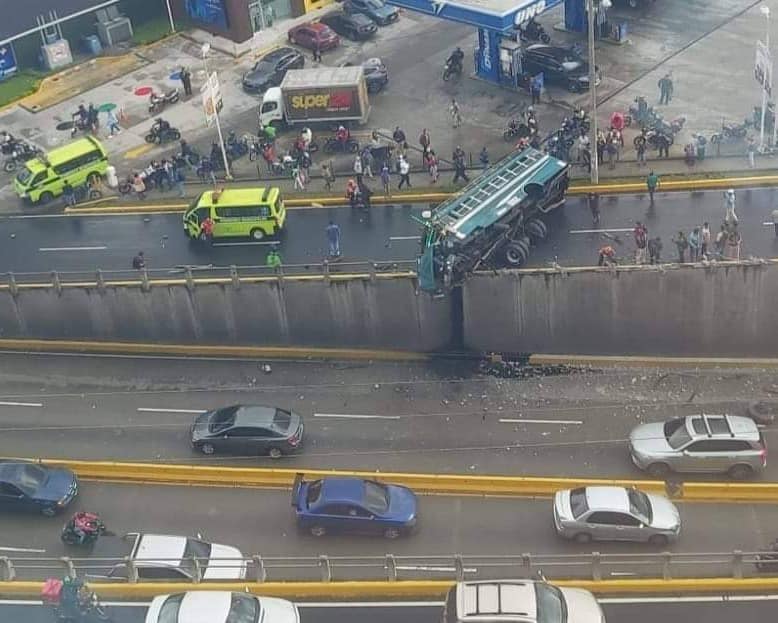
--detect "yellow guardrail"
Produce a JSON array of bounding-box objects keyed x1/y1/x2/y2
[
  {"x1": 2, "y1": 578, "x2": 778, "y2": 599},
  {"x1": 62, "y1": 174, "x2": 778, "y2": 216},
  {"x1": 14, "y1": 457, "x2": 778, "y2": 502}
]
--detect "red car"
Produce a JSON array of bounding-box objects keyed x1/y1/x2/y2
[{"x1": 288, "y1": 22, "x2": 340, "y2": 51}]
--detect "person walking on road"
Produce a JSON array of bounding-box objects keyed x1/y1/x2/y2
[
  {"x1": 361, "y1": 147, "x2": 374, "y2": 178},
  {"x1": 700, "y1": 221, "x2": 711, "y2": 258},
  {"x1": 322, "y1": 161, "x2": 336, "y2": 191},
  {"x1": 724, "y1": 188, "x2": 738, "y2": 225},
  {"x1": 392, "y1": 126, "x2": 406, "y2": 153},
  {"x1": 646, "y1": 170, "x2": 659, "y2": 204},
  {"x1": 180, "y1": 66, "x2": 193, "y2": 97},
  {"x1": 747, "y1": 137, "x2": 757, "y2": 168},
  {"x1": 648, "y1": 236, "x2": 662, "y2": 264},
  {"x1": 452, "y1": 146, "x2": 469, "y2": 184},
  {"x1": 479, "y1": 147, "x2": 489, "y2": 170},
  {"x1": 588, "y1": 193, "x2": 600, "y2": 226},
  {"x1": 132, "y1": 251, "x2": 146, "y2": 270},
  {"x1": 266, "y1": 247, "x2": 282, "y2": 269},
  {"x1": 450, "y1": 98, "x2": 462, "y2": 128},
  {"x1": 658, "y1": 72, "x2": 673, "y2": 105},
  {"x1": 62, "y1": 181, "x2": 76, "y2": 207},
  {"x1": 380, "y1": 162, "x2": 391, "y2": 198},
  {"x1": 105, "y1": 108, "x2": 121, "y2": 137},
  {"x1": 398, "y1": 155, "x2": 411, "y2": 189},
  {"x1": 326, "y1": 221, "x2": 341, "y2": 258},
  {"x1": 688, "y1": 227, "x2": 701, "y2": 262},
  {"x1": 530, "y1": 74, "x2": 542, "y2": 105},
  {"x1": 672, "y1": 230, "x2": 689, "y2": 263},
  {"x1": 633, "y1": 221, "x2": 648, "y2": 264},
  {"x1": 419, "y1": 129, "x2": 431, "y2": 155}
]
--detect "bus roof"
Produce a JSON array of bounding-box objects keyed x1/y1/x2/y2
[
  {"x1": 198, "y1": 187, "x2": 280, "y2": 206},
  {"x1": 428, "y1": 149, "x2": 568, "y2": 240},
  {"x1": 24, "y1": 136, "x2": 105, "y2": 173}
]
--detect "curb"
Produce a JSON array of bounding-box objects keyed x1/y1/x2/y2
[
  {"x1": 15, "y1": 456, "x2": 778, "y2": 503},
  {"x1": 2, "y1": 578, "x2": 778, "y2": 599},
  {"x1": 528, "y1": 354, "x2": 778, "y2": 369}
]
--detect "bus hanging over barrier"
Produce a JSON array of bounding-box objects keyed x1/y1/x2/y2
[{"x1": 417, "y1": 147, "x2": 570, "y2": 292}]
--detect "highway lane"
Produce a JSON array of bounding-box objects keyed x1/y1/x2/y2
[
  {"x1": 2, "y1": 188, "x2": 778, "y2": 276},
  {"x1": 1, "y1": 352, "x2": 777, "y2": 479},
  {"x1": 0, "y1": 482, "x2": 775, "y2": 581},
  {"x1": 1, "y1": 596, "x2": 778, "y2": 623}
]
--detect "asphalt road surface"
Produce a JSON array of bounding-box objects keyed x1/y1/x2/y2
[
  {"x1": 0, "y1": 353, "x2": 777, "y2": 480},
  {"x1": 0, "y1": 481, "x2": 776, "y2": 582},
  {"x1": 1, "y1": 596, "x2": 777, "y2": 623},
  {"x1": 3, "y1": 187, "x2": 778, "y2": 278}
]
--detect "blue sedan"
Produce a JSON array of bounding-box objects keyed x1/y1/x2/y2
[
  {"x1": 0, "y1": 462, "x2": 78, "y2": 516},
  {"x1": 292, "y1": 475, "x2": 418, "y2": 539}
]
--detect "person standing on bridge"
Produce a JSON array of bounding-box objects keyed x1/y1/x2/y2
[
  {"x1": 646, "y1": 170, "x2": 659, "y2": 205},
  {"x1": 724, "y1": 189, "x2": 738, "y2": 225},
  {"x1": 672, "y1": 231, "x2": 688, "y2": 263},
  {"x1": 633, "y1": 221, "x2": 648, "y2": 264},
  {"x1": 648, "y1": 236, "x2": 662, "y2": 264},
  {"x1": 326, "y1": 221, "x2": 341, "y2": 258}
]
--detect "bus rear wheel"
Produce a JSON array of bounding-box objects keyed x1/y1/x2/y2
[{"x1": 504, "y1": 242, "x2": 528, "y2": 267}]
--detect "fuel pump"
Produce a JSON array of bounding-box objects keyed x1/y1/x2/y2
[{"x1": 498, "y1": 38, "x2": 522, "y2": 88}]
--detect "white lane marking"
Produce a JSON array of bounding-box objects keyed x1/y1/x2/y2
[
  {"x1": 314, "y1": 413, "x2": 401, "y2": 420},
  {"x1": 38, "y1": 245, "x2": 107, "y2": 252},
  {"x1": 499, "y1": 418, "x2": 583, "y2": 425},
  {"x1": 599, "y1": 595, "x2": 778, "y2": 603},
  {"x1": 396, "y1": 566, "x2": 477, "y2": 573},
  {"x1": 0, "y1": 546, "x2": 46, "y2": 552},
  {"x1": 609, "y1": 571, "x2": 638, "y2": 576},
  {"x1": 212, "y1": 241, "x2": 276, "y2": 246},
  {"x1": 763, "y1": 222, "x2": 776, "y2": 226},
  {"x1": 137, "y1": 407, "x2": 207, "y2": 414},
  {"x1": 389, "y1": 235, "x2": 421, "y2": 241},
  {"x1": 569, "y1": 227, "x2": 633, "y2": 234},
  {"x1": 0, "y1": 401, "x2": 42, "y2": 407}
]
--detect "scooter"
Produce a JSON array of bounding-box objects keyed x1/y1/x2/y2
[
  {"x1": 518, "y1": 18, "x2": 551, "y2": 44},
  {"x1": 148, "y1": 88, "x2": 180, "y2": 114}
]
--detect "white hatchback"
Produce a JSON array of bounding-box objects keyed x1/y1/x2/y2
[{"x1": 145, "y1": 591, "x2": 300, "y2": 623}]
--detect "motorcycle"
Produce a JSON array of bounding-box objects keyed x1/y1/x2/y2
[
  {"x1": 43, "y1": 577, "x2": 112, "y2": 623},
  {"x1": 323, "y1": 136, "x2": 360, "y2": 153},
  {"x1": 61, "y1": 511, "x2": 109, "y2": 546},
  {"x1": 518, "y1": 18, "x2": 551, "y2": 44},
  {"x1": 710, "y1": 118, "x2": 749, "y2": 145},
  {"x1": 625, "y1": 96, "x2": 660, "y2": 128},
  {"x1": 225, "y1": 131, "x2": 249, "y2": 160},
  {"x1": 70, "y1": 116, "x2": 92, "y2": 138},
  {"x1": 650, "y1": 115, "x2": 686, "y2": 137},
  {"x1": 148, "y1": 88, "x2": 180, "y2": 114},
  {"x1": 442, "y1": 58, "x2": 463, "y2": 82},
  {"x1": 636, "y1": 128, "x2": 673, "y2": 150},
  {"x1": 756, "y1": 539, "x2": 778, "y2": 572},
  {"x1": 144, "y1": 122, "x2": 181, "y2": 144},
  {"x1": 3, "y1": 142, "x2": 41, "y2": 172}
]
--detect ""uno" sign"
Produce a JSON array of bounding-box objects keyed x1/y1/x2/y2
[{"x1": 513, "y1": 0, "x2": 546, "y2": 27}]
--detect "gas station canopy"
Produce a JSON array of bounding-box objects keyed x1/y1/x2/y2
[{"x1": 389, "y1": 0, "x2": 562, "y2": 32}]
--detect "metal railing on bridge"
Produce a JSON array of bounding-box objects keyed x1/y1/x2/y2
[
  {"x1": 0, "y1": 260, "x2": 418, "y2": 291},
  {"x1": 0, "y1": 551, "x2": 775, "y2": 583}
]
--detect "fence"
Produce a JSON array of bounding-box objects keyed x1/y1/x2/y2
[
  {"x1": 0, "y1": 551, "x2": 775, "y2": 583},
  {"x1": 0, "y1": 260, "x2": 418, "y2": 290}
]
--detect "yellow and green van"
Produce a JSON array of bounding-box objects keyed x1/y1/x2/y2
[
  {"x1": 14, "y1": 136, "x2": 108, "y2": 204},
  {"x1": 183, "y1": 187, "x2": 286, "y2": 241}
]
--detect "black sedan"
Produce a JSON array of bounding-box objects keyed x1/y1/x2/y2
[
  {"x1": 341, "y1": 58, "x2": 388, "y2": 93},
  {"x1": 320, "y1": 12, "x2": 377, "y2": 40},
  {"x1": 242, "y1": 47, "x2": 305, "y2": 94},
  {"x1": 0, "y1": 462, "x2": 78, "y2": 516},
  {"x1": 521, "y1": 44, "x2": 601, "y2": 92},
  {"x1": 191, "y1": 405, "x2": 304, "y2": 458}
]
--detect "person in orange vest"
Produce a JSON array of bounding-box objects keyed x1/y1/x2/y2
[
  {"x1": 200, "y1": 215, "x2": 214, "y2": 242},
  {"x1": 598, "y1": 245, "x2": 616, "y2": 266}
]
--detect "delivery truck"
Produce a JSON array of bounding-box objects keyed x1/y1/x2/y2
[{"x1": 259, "y1": 66, "x2": 370, "y2": 129}]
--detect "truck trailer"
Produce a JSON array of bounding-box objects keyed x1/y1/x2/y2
[{"x1": 259, "y1": 66, "x2": 370, "y2": 128}]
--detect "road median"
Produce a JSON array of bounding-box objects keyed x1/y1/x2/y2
[
  {"x1": 2, "y1": 578, "x2": 778, "y2": 599},
  {"x1": 12, "y1": 457, "x2": 778, "y2": 502}
]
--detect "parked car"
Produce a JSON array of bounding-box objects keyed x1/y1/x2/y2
[
  {"x1": 320, "y1": 12, "x2": 377, "y2": 40},
  {"x1": 444, "y1": 579, "x2": 606, "y2": 623},
  {"x1": 292, "y1": 475, "x2": 417, "y2": 538},
  {"x1": 145, "y1": 591, "x2": 299, "y2": 623},
  {"x1": 287, "y1": 22, "x2": 340, "y2": 51},
  {"x1": 0, "y1": 461, "x2": 78, "y2": 516},
  {"x1": 94, "y1": 533, "x2": 246, "y2": 581},
  {"x1": 553, "y1": 486, "x2": 681, "y2": 546},
  {"x1": 341, "y1": 58, "x2": 389, "y2": 93},
  {"x1": 191, "y1": 404, "x2": 303, "y2": 458},
  {"x1": 521, "y1": 44, "x2": 600, "y2": 92},
  {"x1": 343, "y1": 0, "x2": 399, "y2": 26},
  {"x1": 629, "y1": 414, "x2": 767, "y2": 479},
  {"x1": 242, "y1": 47, "x2": 304, "y2": 93}
]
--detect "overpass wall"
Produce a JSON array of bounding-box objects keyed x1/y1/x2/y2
[
  {"x1": 462, "y1": 263, "x2": 778, "y2": 356},
  {"x1": 0, "y1": 278, "x2": 453, "y2": 351}
]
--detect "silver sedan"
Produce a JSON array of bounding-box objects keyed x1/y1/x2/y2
[{"x1": 553, "y1": 486, "x2": 681, "y2": 546}]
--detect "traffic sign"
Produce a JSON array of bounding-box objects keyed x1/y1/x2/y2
[{"x1": 0, "y1": 45, "x2": 18, "y2": 81}]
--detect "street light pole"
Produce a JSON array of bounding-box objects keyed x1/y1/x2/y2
[
  {"x1": 164, "y1": 0, "x2": 176, "y2": 33},
  {"x1": 759, "y1": 5, "x2": 770, "y2": 152},
  {"x1": 201, "y1": 43, "x2": 232, "y2": 181}
]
